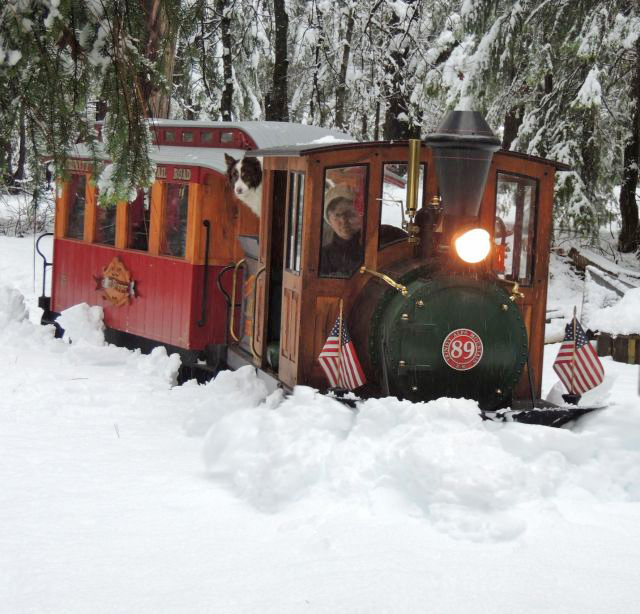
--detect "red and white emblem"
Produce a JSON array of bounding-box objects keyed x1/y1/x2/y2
[{"x1": 442, "y1": 328, "x2": 483, "y2": 371}]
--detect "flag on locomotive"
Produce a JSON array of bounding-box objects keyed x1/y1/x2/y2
[
  {"x1": 318, "y1": 313, "x2": 366, "y2": 391},
  {"x1": 553, "y1": 312, "x2": 604, "y2": 395}
]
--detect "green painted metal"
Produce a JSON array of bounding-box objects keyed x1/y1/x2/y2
[{"x1": 370, "y1": 273, "x2": 529, "y2": 410}]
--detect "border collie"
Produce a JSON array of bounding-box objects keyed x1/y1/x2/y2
[{"x1": 224, "y1": 154, "x2": 263, "y2": 217}]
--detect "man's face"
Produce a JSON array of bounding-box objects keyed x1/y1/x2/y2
[{"x1": 327, "y1": 199, "x2": 362, "y2": 240}]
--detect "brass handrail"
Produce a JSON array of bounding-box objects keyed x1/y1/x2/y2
[
  {"x1": 509, "y1": 282, "x2": 525, "y2": 302},
  {"x1": 250, "y1": 266, "x2": 267, "y2": 359},
  {"x1": 229, "y1": 258, "x2": 246, "y2": 342},
  {"x1": 359, "y1": 266, "x2": 409, "y2": 296}
]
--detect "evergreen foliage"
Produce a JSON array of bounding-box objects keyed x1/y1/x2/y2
[{"x1": 1, "y1": 0, "x2": 639, "y2": 251}]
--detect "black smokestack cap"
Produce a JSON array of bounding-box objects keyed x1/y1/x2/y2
[{"x1": 424, "y1": 111, "x2": 501, "y2": 218}]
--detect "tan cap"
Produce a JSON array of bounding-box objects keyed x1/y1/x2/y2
[{"x1": 324, "y1": 184, "x2": 356, "y2": 221}]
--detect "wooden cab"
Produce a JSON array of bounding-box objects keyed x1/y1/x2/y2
[{"x1": 241, "y1": 141, "x2": 566, "y2": 401}]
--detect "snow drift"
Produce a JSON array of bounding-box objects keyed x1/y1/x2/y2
[{"x1": 198, "y1": 368, "x2": 640, "y2": 541}]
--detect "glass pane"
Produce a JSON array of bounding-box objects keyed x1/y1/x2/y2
[
  {"x1": 95, "y1": 204, "x2": 116, "y2": 246},
  {"x1": 201, "y1": 131, "x2": 213, "y2": 143},
  {"x1": 127, "y1": 189, "x2": 150, "y2": 251},
  {"x1": 286, "y1": 172, "x2": 305, "y2": 273},
  {"x1": 319, "y1": 166, "x2": 367, "y2": 278},
  {"x1": 164, "y1": 130, "x2": 174, "y2": 142},
  {"x1": 494, "y1": 173, "x2": 537, "y2": 286},
  {"x1": 379, "y1": 163, "x2": 425, "y2": 248},
  {"x1": 66, "y1": 174, "x2": 86, "y2": 240},
  {"x1": 295, "y1": 174, "x2": 304, "y2": 271},
  {"x1": 182, "y1": 131, "x2": 193, "y2": 143},
  {"x1": 161, "y1": 183, "x2": 189, "y2": 258}
]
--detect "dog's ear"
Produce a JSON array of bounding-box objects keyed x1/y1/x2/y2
[{"x1": 224, "y1": 153, "x2": 236, "y2": 168}]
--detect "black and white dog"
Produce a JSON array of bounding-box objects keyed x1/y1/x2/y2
[{"x1": 224, "y1": 154, "x2": 263, "y2": 217}]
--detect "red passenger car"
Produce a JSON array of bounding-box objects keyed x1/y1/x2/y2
[{"x1": 50, "y1": 121, "x2": 349, "y2": 377}]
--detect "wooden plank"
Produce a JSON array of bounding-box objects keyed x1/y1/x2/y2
[
  {"x1": 185, "y1": 182, "x2": 202, "y2": 263},
  {"x1": 115, "y1": 201, "x2": 128, "y2": 249},
  {"x1": 55, "y1": 182, "x2": 70, "y2": 238},
  {"x1": 148, "y1": 180, "x2": 165, "y2": 255},
  {"x1": 83, "y1": 180, "x2": 97, "y2": 243}
]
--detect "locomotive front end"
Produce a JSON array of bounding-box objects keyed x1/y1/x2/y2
[
  {"x1": 365, "y1": 111, "x2": 529, "y2": 410},
  {"x1": 368, "y1": 272, "x2": 529, "y2": 410}
]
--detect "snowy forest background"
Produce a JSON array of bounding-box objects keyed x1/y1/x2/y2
[{"x1": 0, "y1": 0, "x2": 639, "y2": 255}]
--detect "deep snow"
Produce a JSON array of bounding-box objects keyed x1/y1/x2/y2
[{"x1": 1, "y1": 233, "x2": 640, "y2": 614}]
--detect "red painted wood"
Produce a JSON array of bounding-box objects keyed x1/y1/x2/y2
[{"x1": 51, "y1": 239, "x2": 229, "y2": 349}]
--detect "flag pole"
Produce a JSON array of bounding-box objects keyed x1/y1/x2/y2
[
  {"x1": 570, "y1": 305, "x2": 577, "y2": 394},
  {"x1": 337, "y1": 299, "x2": 344, "y2": 388}
]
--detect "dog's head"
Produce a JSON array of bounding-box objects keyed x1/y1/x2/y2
[{"x1": 225, "y1": 154, "x2": 263, "y2": 199}]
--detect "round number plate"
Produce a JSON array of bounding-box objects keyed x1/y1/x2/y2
[{"x1": 442, "y1": 328, "x2": 484, "y2": 371}]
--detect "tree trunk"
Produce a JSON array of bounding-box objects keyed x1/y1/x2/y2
[
  {"x1": 618, "y1": 41, "x2": 640, "y2": 253},
  {"x1": 266, "y1": 0, "x2": 289, "y2": 121},
  {"x1": 13, "y1": 110, "x2": 26, "y2": 184},
  {"x1": 334, "y1": 9, "x2": 355, "y2": 131},
  {"x1": 217, "y1": 0, "x2": 234, "y2": 121},
  {"x1": 142, "y1": 0, "x2": 178, "y2": 119},
  {"x1": 382, "y1": 2, "x2": 419, "y2": 140},
  {"x1": 502, "y1": 106, "x2": 523, "y2": 150},
  {"x1": 309, "y1": 6, "x2": 324, "y2": 124},
  {"x1": 0, "y1": 137, "x2": 13, "y2": 186}
]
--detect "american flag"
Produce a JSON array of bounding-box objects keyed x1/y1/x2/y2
[
  {"x1": 318, "y1": 317, "x2": 366, "y2": 390},
  {"x1": 553, "y1": 317, "x2": 604, "y2": 394}
]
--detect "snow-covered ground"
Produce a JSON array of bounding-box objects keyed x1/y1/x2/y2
[{"x1": 1, "y1": 233, "x2": 640, "y2": 614}]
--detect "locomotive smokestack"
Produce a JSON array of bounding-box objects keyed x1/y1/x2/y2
[{"x1": 424, "y1": 111, "x2": 501, "y2": 219}]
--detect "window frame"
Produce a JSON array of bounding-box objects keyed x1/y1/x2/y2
[
  {"x1": 377, "y1": 160, "x2": 427, "y2": 250},
  {"x1": 65, "y1": 173, "x2": 88, "y2": 240},
  {"x1": 93, "y1": 202, "x2": 117, "y2": 246},
  {"x1": 159, "y1": 181, "x2": 190, "y2": 259},
  {"x1": 285, "y1": 171, "x2": 305, "y2": 274},
  {"x1": 493, "y1": 171, "x2": 539, "y2": 287},
  {"x1": 125, "y1": 188, "x2": 151, "y2": 252},
  {"x1": 318, "y1": 163, "x2": 369, "y2": 280}
]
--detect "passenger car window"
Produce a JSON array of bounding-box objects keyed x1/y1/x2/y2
[
  {"x1": 379, "y1": 163, "x2": 425, "y2": 248},
  {"x1": 95, "y1": 204, "x2": 116, "y2": 246},
  {"x1": 127, "y1": 189, "x2": 150, "y2": 251},
  {"x1": 66, "y1": 174, "x2": 86, "y2": 240},
  {"x1": 494, "y1": 173, "x2": 537, "y2": 286},
  {"x1": 161, "y1": 183, "x2": 189, "y2": 258},
  {"x1": 319, "y1": 165, "x2": 368, "y2": 278}
]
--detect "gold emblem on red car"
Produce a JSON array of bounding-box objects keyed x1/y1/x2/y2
[{"x1": 94, "y1": 257, "x2": 136, "y2": 307}]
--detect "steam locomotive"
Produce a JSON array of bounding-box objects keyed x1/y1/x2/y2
[{"x1": 42, "y1": 112, "x2": 575, "y2": 422}]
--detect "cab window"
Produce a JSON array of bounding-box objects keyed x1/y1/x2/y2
[
  {"x1": 494, "y1": 173, "x2": 537, "y2": 285},
  {"x1": 66, "y1": 174, "x2": 86, "y2": 240},
  {"x1": 160, "y1": 183, "x2": 189, "y2": 258},
  {"x1": 319, "y1": 165, "x2": 368, "y2": 278},
  {"x1": 379, "y1": 162, "x2": 425, "y2": 248}
]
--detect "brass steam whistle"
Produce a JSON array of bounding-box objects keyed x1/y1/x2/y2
[{"x1": 405, "y1": 139, "x2": 421, "y2": 244}]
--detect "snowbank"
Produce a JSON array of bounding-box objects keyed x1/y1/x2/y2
[
  {"x1": 0, "y1": 284, "x2": 28, "y2": 328},
  {"x1": 198, "y1": 368, "x2": 640, "y2": 542},
  {"x1": 586, "y1": 287, "x2": 640, "y2": 335},
  {"x1": 57, "y1": 303, "x2": 106, "y2": 346}
]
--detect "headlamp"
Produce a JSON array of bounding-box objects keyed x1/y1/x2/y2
[{"x1": 454, "y1": 228, "x2": 491, "y2": 264}]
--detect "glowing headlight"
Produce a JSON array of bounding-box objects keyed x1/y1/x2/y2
[{"x1": 454, "y1": 228, "x2": 491, "y2": 263}]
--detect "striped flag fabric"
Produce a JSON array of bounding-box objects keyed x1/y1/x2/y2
[
  {"x1": 553, "y1": 318, "x2": 604, "y2": 394},
  {"x1": 318, "y1": 317, "x2": 366, "y2": 390}
]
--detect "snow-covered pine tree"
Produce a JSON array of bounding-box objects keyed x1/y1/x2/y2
[
  {"x1": 0, "y1": 0, "x2": 180, "y2": 204},
  {"x1": 436, "y1": 0, "x2": 639, "y2": 248}
]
